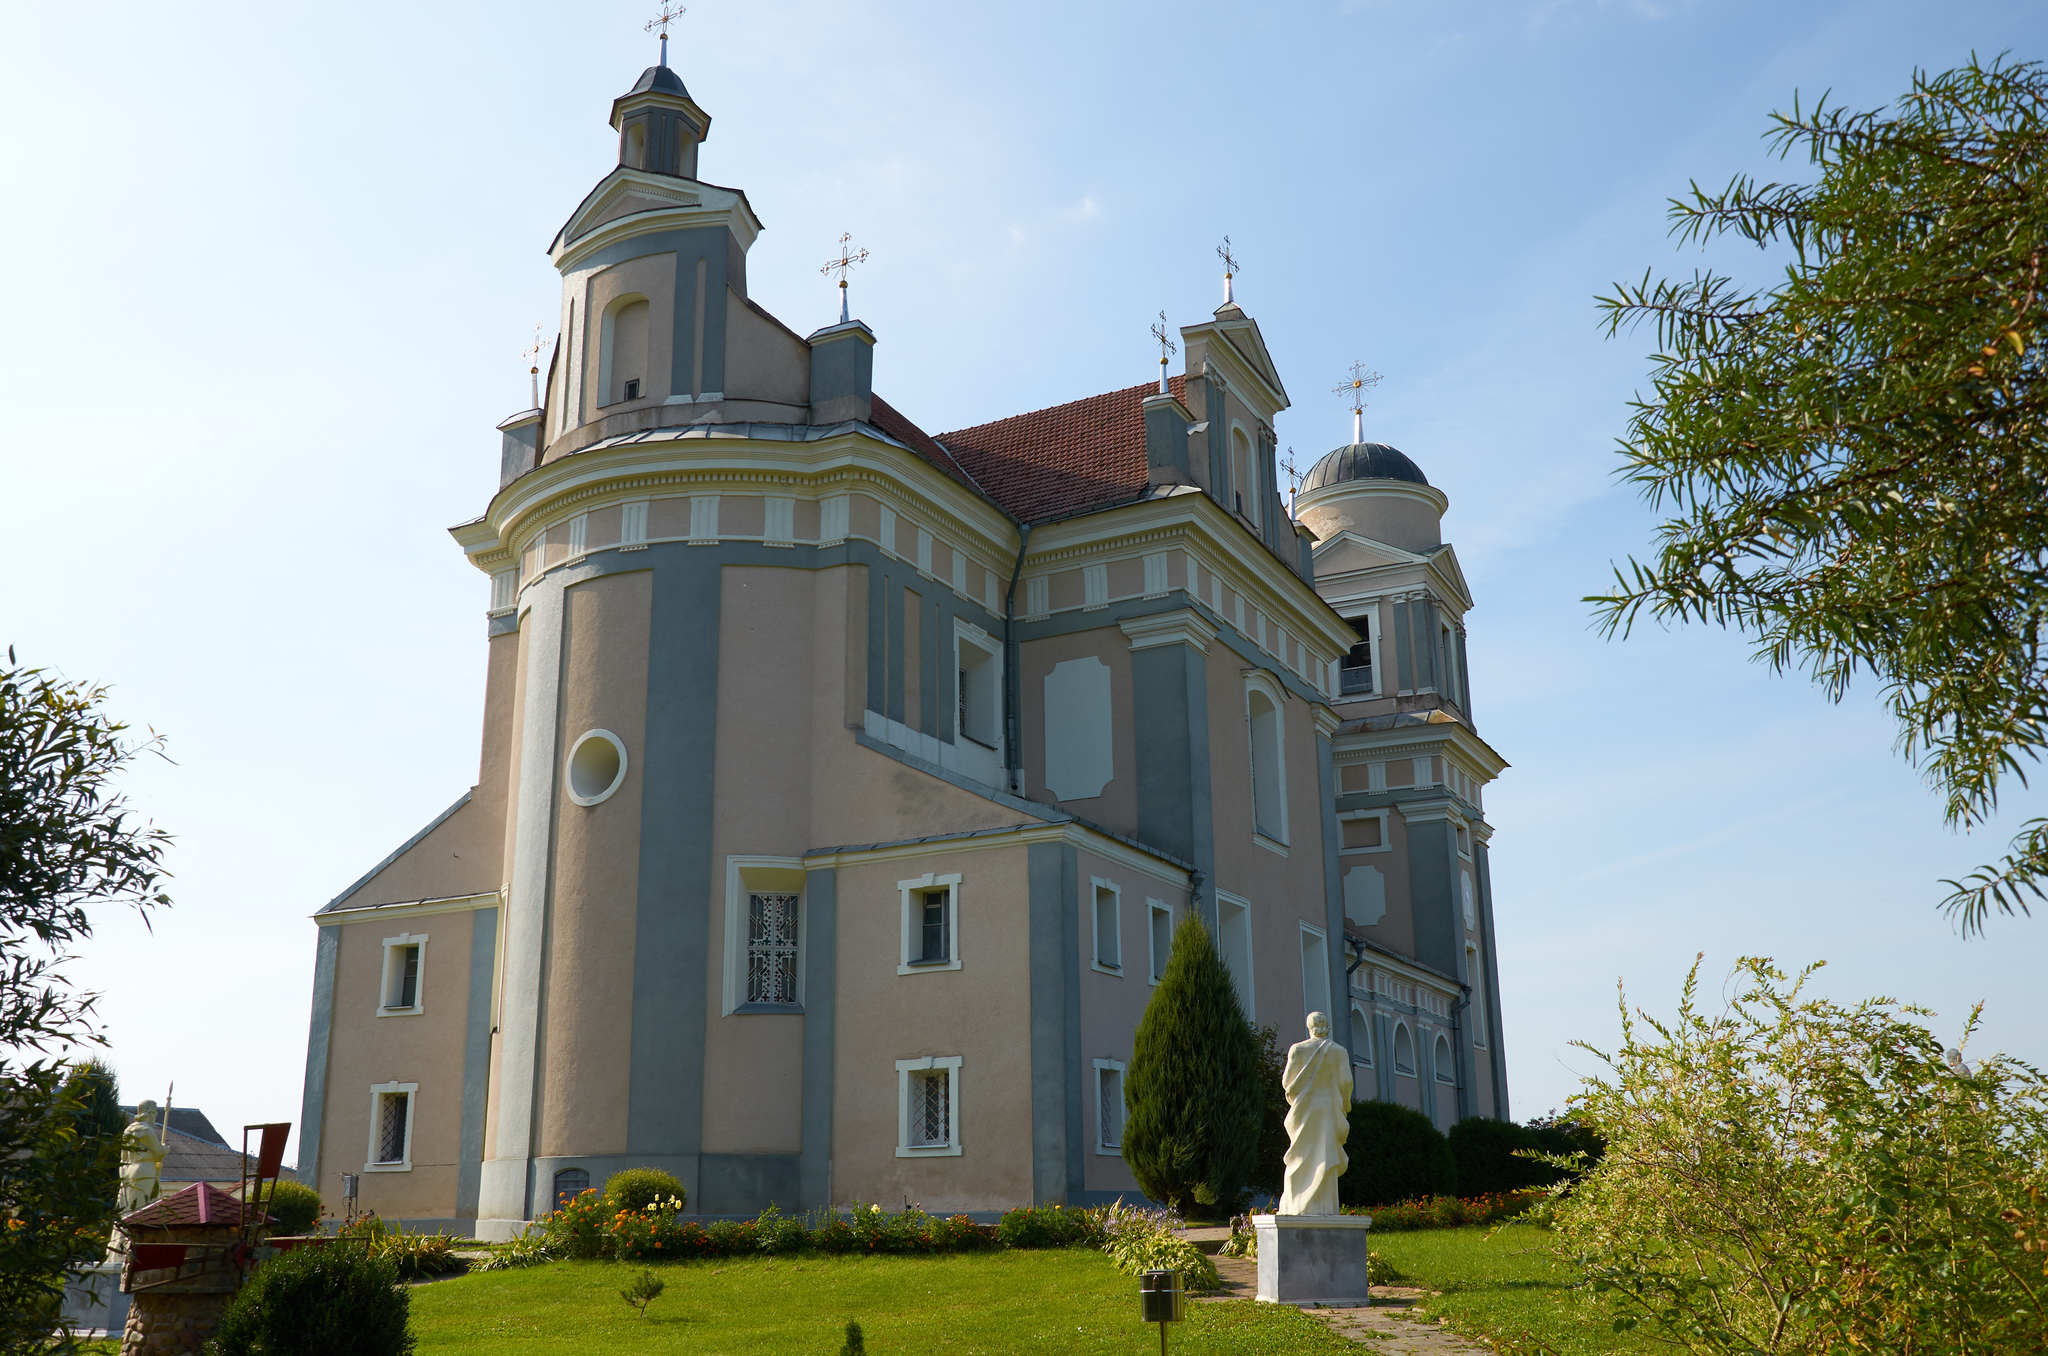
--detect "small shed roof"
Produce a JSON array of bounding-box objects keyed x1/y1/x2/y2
[{"x1": 123, "y1": 1182, "x2": 267, "y2": 1231}]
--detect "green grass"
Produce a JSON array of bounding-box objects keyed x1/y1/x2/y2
[
  {"x1": 409, "y1": 1250, "x2": 1357, "y2": 1354},
  {"x1": 1370, "y1": 1223, "x2": 1659, "y2": 1355}
]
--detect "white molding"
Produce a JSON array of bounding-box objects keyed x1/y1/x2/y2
[
  {"x1": 952, "y1": 620, "x2": 1002, "y2": 752},
  {"x1": 819, "y1": 493, "x2": 850, "y2": 544},
  {"x1": 1299, "y1": 921, "x2": 1331, "y2": 1020},
  {"x1": 1082, "y1": 563, "x2": 1109, "y2": 609},
  {"x1": 377, "y1": 933, "x2": 427, "y2": 1017},
  {"x1": 564, "y1": 728, "x2": 629, "y2": 807},
  {"x1": 1391, "y1": 1019, "x2": 1416, "y2": 1075},
  {"x1": 895, "y1": 1055, "x2": 963, "y2": 1157},
  {"x1": 689, "y1": 494, "x2": 720, "y2": 543},
  {"x1": 897, "y1": 872, "x2": 963, "y2": 974},
  {"x1": 315, "y1": 891, "x2": 501, "y2": 927},
  {"x1": 1216, "y1": 889, "x2": 1255, "y2": 1021},
  {"x1": 1092, "y1": 1058, "x2": 1127, "y2": 1154},
  {"x1": 1347, "y1": 999, "x2": 1375, "y2": 1067},
  {"x1": 619, "y1": 499, "x2": 648, "y2": 548},
  {"x1": 1118, "y1": 609, "x2": 1215, "y2": 653},
  {"x1": 721, "y1": 856, "x2": 806, "y2": 1015},
  {"x1": 763, "y1": 495, "x2": 795, "y2": 546},
  {"x1": 1243, "y1": 670, "x2": 1289, "y2": 846},
  {"x1": 1025, "y1": 575, "x2": 1050, "y2": 619},
  {"x1": 1434, "y1": 1031, "x2": 1457, "y2": 1084},
  {"x1": 1337, "y1": 807, "x2": 1392, "y2": 855},
  {"x1": 1089, "y1": 876, "x2": 1122, "y2": 975},
  {"x1": 1141, "y1": 551, "x2": 1168, "y2": 598},
  {"x1": 363, "y1": 1082, "x2": 417, "y2": 1173}
]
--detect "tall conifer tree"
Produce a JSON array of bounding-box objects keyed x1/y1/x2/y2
[{"x1": 1122, "y1": 914, "x2": 1262, "y2": 1213}]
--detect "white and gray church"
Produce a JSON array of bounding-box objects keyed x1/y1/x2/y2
[{"x1": 295, "y1": 47, "x2": 1511, "y2": 1239}]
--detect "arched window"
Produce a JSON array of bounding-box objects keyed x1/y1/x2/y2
[
  {"x1": 1434, "y1": 1033, "x2": 1456, "y2": 1084},
  {"x1": 1245, "y1": 676, "x2": 1286, "y2": 843},
  {"x1": 1350, "y1": 1005, "x2": 1373, "y2": 1066},
  {"x1": 600, "y1": 295, "x2": 651, "y2": 405},
  {"x1": 552, "y1": 1167, "x2": 590, "y2": 1208},
  {"x1": 1392, "y1": 1022, "x2": 1415, "y2": 1075}
]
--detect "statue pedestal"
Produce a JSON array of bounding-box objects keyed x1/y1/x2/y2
[{"x1": 1253, "y1": 1213, "x2": 1373, "y2": 1306}]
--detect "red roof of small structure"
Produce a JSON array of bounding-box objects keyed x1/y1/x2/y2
[
  {"x1": 122, "y1": 1182, "x2": 267, "y2": 1232},
  {"x1": 937, "y1": 377, "x2": 1185, "y2": 524}
]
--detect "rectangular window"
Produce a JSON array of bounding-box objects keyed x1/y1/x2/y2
[
  {"x1": 364, "y1": 1082, "x2": 416, "y2": 1172},
  {"x1": 1339, "y1": 616, "x2": 1375, "y2": 695},
  {"x1": 379, "y1": 935, "x2": 426, "y2": 1015},
  {"x1": 1340, "y1": 815, "x2": 1384, "y2": 852},
  {"x1": 1147, "y1": 901, "x2": 1173, "y2": 984},
  {"x1": 1091, "y1": 880, "x2": 1121, "y2": 973},
  {"x1": 897, "y1": 873, "x2": 961, "y2": 973},
  {"x1": 1094, "y1": 1060, "x2": 1126, "y2": 1152},
  {"x1": 1217, "y1": 893, "x2": 1253, "y2": 1018},
  {"x1": 955, "y1": 624, "x2": 1000, "y2": 749},
  {"x1": 1300, "y1": 924, "x2": 1331, "y2": 1018},
  {"x1": 919, "y1": 891, "x2": 950, "y2": 963},
  {"x1": 896, "y1": 1056, "x2": 963, "y2": 1156},
  {"x1": 746, "y1": 892, "x2": 800, "y2": 1005}
]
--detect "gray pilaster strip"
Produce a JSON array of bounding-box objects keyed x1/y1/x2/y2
[
  {"x1": 478, "y1": 582, "x2": 566, "y2": 1225},
  {"x1": 1130, "y1": 642, "x2": 1215, "y2": 929},
  {"x1": 919, "y1": 590, "x2": 941, "y2": 737},
  {"x1": 1315, "y1": 732, "x2": 1348, "y2": 1048},
  {"x1": 866, "y1": 562, "x2": 888, "y2": 720},
  {"x1": 1059, "y1": 844, "x2": 1085, "y2": 1199},
  {"x1": 457, "y1": 906, "x2": 499, "y2": 1218},
  {"x1": 627, "y1": 554, "x2": 721, "y2": 1202},
  {"x1": 1475, "y1": 841, "x2": 1509, "y2": 1120},
  {"x1": 886, "y1": 573, "x2": 906, "y2": 725},
  {"x1": 800, "y1": 867, "x2": 837, "y2": 1210},
  {"x1": 1027, "y1": 841, "x2": 1069, "y2": 1204},
  {"x1": 1404, "y1": 817, "x2": 1459, "y2": 977},
  {"x1": 1393, "y1": 600, "x2": 1413, "y2": 693},
  {"x1": 1455, "y1": 627, "x2": 1473, "y2": 717},
  {"x1": 1374, "y1": 1010, "x2": 1395, "y2": 1103},
  {"x1": 295, "y1": 926, "x2": 341, "y2": 1186}
]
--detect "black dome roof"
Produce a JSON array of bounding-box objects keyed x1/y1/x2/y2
[
  {"x1": 625, "y1": 64, "x2": 690, "y2": 98},
  {"x1": 1300, "y1": 442, "x2": 1429, "y2": 491}
]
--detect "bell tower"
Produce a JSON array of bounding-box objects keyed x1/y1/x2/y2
[{"x1": 611, "y1": 62, "x2": 710, "y2": 179}]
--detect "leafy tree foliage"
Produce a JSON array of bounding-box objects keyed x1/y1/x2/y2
[
  {"x1": 0, "y1": 652, "x2": 169, "y2": 1348},
  {"x1": 1338, "y1": 1100, "x2": 1456, "y2": 1208},
  {"x1": 1591, "y1": 57, "x2": 2048, "y2": 933},
  {"x1": 1555, "y1": 957, "x2": 2048, "y2": 1354},
  {"x1": 208, "y1": 1243, "x2": 414, "y2": 1356},
  {"x1": 1122, "y1": 915, "x2": 1262, "y2": 1216},
  {"x1": 1244, "y1": 1023, "x2": 1291, "y2": 1200}
]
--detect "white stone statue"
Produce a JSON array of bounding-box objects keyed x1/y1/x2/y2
[
  {"x1": 1278, "y1": 1011, "x2": 1353, "y2": 1215},
  {"x1": 115, "y1": 1101, "x2": 168, "y2": 1218}
]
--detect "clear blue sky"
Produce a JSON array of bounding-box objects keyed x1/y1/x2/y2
[{"x1": 4, "y1": 0, "x2": 2041, "y2": 1152}]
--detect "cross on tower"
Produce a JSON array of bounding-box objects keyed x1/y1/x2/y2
[
  {"x1": 1150, "y1": 311, "x2": 1178, "y2": 393},
  {"x1": 644, "y1": 2, "x2": 686, "y2": 66},
  {"x1": 1332, "y1": 359, "x2": 1383, "y2": 443},
  {"x1": 522, "y1": 324, "x2": 545, "y2": 409},
  {"x1": 820, "y1": 233, "x2": 870, "y2": 324},
  {"x1": 1217, "y1": 235, "x2": 1239, "y2": 304},
  {"x1": 1282, "y1": 445, "x2": 1302, "y2": 514}
]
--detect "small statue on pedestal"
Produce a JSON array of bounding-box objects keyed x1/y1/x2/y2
[{"x1": 1278, "y1": 1011, "x2": 1353, "y2": 1215}]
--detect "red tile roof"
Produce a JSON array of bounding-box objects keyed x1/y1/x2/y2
[
  {"x1": 870, "y1": 394, "x2": 983, "y2": 498},
  {"x1": 122, "y1": 1182, "x2": 267, "y2": 1231},
  {"x1": 935, "y1": 377, "x2": 1186, "y2": 524}
]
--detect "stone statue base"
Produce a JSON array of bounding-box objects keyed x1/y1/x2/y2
[
  {"x1": 60, "y1": 1260, "x2": 129, "y2": 1338},
  {"x1": 1253, "y1": 1213, "x2": 1373, "y2": 1306}
]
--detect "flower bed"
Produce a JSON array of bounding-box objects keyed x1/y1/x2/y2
[{"x1": 1339, "y1": 1188, "x2": 1543, "y2": 1231}]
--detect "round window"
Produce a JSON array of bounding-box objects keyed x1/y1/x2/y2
[{"x1": 565, "y1": 729, "x2": 627, "y2": 806}]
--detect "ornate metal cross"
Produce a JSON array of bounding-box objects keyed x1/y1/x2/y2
[
  {"x1": 1217, "y1": 234, "x2": 1239, "y2": 304},
  {"x1": 522, "y1": 324, "x2": 544, "y2": 408},
  {"x1": 1150, "y1": 311, "x2": 1178, "y2": 393},
  {"x1": 1282, "y1": 445, "x2": 1302, "y2": 511},
  {"x1": 644, "y1": 3, "x2": 686, "y2": 65},
  {"x1": 1332, "y1": 359, "x2": 1384, "y2": 442},
  {"x1": 820, "y1": 233, "x2": 870, "y2": 324}
]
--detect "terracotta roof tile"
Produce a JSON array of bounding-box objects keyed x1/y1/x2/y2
[
  {"x1": 122, "y1": 1182, "x2": 267, "y2": 1231},
  {"x1": 936, "y1": 377, "x2": 1184, "y2": 524},
  {"x1": 869, "y1": 395, "x2": 982, "y2": 498}
]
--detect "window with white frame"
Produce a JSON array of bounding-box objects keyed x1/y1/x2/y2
[
  {"x1": 1091, "y1": 879, "x2": 1121, "y2": 974},
  {"x1": 1147, "y1": 900, "x2": 1173, "y2": 984},
  {"x1": 1299, "y1": 923, "x2": 1331, "y2": 1018},
  {"x1": 723, "y1": 857, "x2": 805, "y2": 1013},
  {"x1": 1339, "y1": 809, "x2": 1390, "y2": 854},
  {"x1": 898, "y1": 873, "x2": 961, "y2": 973},
  {"x1": 1393, "y1": 1023, "x2": 1416, "y2": 1075},
  {"x1": 1245, "y1": 676, "x2": 1287, "y2": 843},
  {"x1": 365, "y1": 1082, "x2": 416, "y2": 1171},
  {"x1": 1217, "y1": 893, "x2": 1254, "y2": 1017},
  {"x1": 954, "y1": 624, "x2": 1001, "y2": 749},
  {"x1": 1350, "y1": 1005, "x2": 1374, "y2": 1066},
  {"x1": 1093, "y1": 1059, "x2": 1126, "y2": 1152},
  {"x1": 1434, "y1": 1033, "x2": 1457, "y2": 1084},
  {"x1": 1339, "y1": 613, "x2": 1376, "y2": 696},
  {"x1": 379, "y1": 935, "x2": 425, "y2": 1014},
  {"x1": 896, "y1": 1056, "x2": 962, "y2": 1156}
]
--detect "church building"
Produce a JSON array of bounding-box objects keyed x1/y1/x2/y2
[{"x1": 295, "y1": 46, "x2": 1511, "y2": 1238}]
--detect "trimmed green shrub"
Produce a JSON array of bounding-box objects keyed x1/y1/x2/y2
[
  {"x1": 206, "y1": 1243, "x2": 413, "y2": 1356},
  {"x1": 603, "y1": 1167, "x2": 685, "y2": 1214},
  {"x1": 263, "y1": 1180, "x2": 323, "y2": 1236},
  {"x1": 1525, "y1": 1110, "x2": 1605, "y2": 1175},
  {"x1": 1446, "y1": 1117, "x2": 1546, "y2": 1195},
  {"x1": 1123, "y1": 915, "x2": 1263, "y2": 1216},
  {"x1": 1339, "y1": 1100, "x2": 1456, "y2": 1208},
  {"x1": 993, "y1": 1203, "x2": 1103, "y2": 1249}
]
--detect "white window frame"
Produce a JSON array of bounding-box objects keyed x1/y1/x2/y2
[
  {"x1": 1349, "y1": 1004, "x2": 1374, "y2": 1067},
  {"x1": 1338, "y1": 607, "x2": 1380, "y2": 698},
  {"x1": 1216, "y1": 890, "x2": 1254, "y2": 1020},
  {"x1": 895, "y1": 1055, "x2": 963, "y2": 1157},
  {"x1": 1435, "y1": 1032, "x2": 1457, "y2": 1084},
  {"x1": 1392, "y1": 1021, "x2": 1417, "y2": 1076},
  {"x1": 1093, "y1": 1058, "x2": 1127, "y2": 1154},
  {"x1": 1145, "y1": 899, "x2": 1174, "y2": 986},
  {"x1": 1299, "y1": 922, "x2": 1331, "y2": 1019},
  {"x1": 898, "y1": 872, "x2": 963, "y2": 974},
  {"x1": 722, "y1": 856, "x2": 806, "y2": 1014},
  {"x1": 952, "y1": 621, "x2": 1002, "y2": 751},
  {"x1": 563, "y1": 728, "x2": 629, "y2": 807},
  {"x1": 364, "y1": 1081, "x2": 417, "y2": 1173},
  {"x1": 377, "y1": 934, "x2": 427, "y2": 1016},
  {"x1": 1090, "y1": 877, "x2": 1122, "y2": 975},
  {"x1": 1336, "y1": 807, "x2": 1392, "y2": 856},
  {"x1": 1244, "y1": 671, "x2": 1289, "y2": 848}
]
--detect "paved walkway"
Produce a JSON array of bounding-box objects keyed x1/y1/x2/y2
[{"x1": 1204, "y1": 1252, "x2": 1496, "y2": 1354}]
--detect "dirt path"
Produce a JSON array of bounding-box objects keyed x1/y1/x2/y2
[{"x1": 1205, "y1": 1252, "x2": 1499, "y2": 1354}]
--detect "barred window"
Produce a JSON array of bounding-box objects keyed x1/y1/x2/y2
[
  {"x1": 747, "y1": 892, "x2": 800, "y2": 1005},
  {"x1": 553, "y1": 1167, "x2": 590, "y2": 1208},
  {"x1": 366, "y1": 1084, "x2": 414, "y2": 1170},
  {"x1": 908, "y1": 1070, "x2": 950, "y2": 1148}
]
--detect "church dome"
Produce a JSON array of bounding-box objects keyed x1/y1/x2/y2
[
  {"x1": 1301, "y1": 442, "x2": 1429, "y2": 492},
  {"x1": 625, "y1": 64, "x2": 690, "y2": 98}
]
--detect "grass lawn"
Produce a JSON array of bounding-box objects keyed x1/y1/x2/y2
[
  {"x1": 1371, "y1": 1223, "x2": 1659, "y2": 1355},
  {"x1": 409, "y1": 1250, "x2": 1357, "y2": 1354}
]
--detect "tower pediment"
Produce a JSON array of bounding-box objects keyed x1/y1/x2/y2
[{"x1": 550, "y1": 168, "x2": 757, "y2": 263}]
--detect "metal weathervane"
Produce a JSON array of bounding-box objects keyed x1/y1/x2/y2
[
  {"x1": 522, "y1": 324, "x2": 544, "y2": 409},
  {"x1": 1150, "y1": 311, "x2": 1177, "y2": 393},
  {"x1": 820, "y1": 233, "x2": 870, "y2": 324},
  {"x1": 1217, "y1": 235, "x2": 1239, "y2": 305},
  {"x1": 1333, "y1": 359, "x2": 1383, "y2": 443},
  {"x1": 645, "y1": 2, "x2": 686, "y2": 66}
]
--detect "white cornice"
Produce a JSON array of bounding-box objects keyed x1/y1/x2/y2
[
  {"x1": 316, "y1": 891, "x2": 502, "y2": 927},
  {"x1": 1119, "y1": 610, "x2": 1216, "y2": 653}
]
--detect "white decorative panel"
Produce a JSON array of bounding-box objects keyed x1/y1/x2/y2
[
  {"x1": 1142, "y1": 552, "x2": 1168, "y2": 598},
  {"x1": 1344, "y1": 865, "x2": 1388, "y2": 928},
  {"x1": 984, "y1": 571, "x2": 998, "y2": 612},
  {"x1": 1026, "y1": 576, "x2": 1049, "y2": 618},
  {"x1": 1233, "y1": 594, "x2": 1245, "y2": 632},
  {"x1": 819, "y1": 494, "x2": 850, "y2": 543},
  {"x1": 952, "y1": 549, "x2": 967, "y2": 597},
  {"x1": 619, "y1": 500, "x2": 648, "y2": 548},
  {"x1": 916, "y1": 528, "x2": 933, "y2": 575},
  {"x1": 1043, "y1": 657, "x2": 1114, "y2": 801},
  {"x1": 566, "y1": 513, "x2": 588, "y2": 558},
  {"x1": 1082, "y1": 564, "x2": 1108, "y2": 609},
  {"x1": 690, "y1": 494, "x2": 720, "y2": 543},
  {"x1": 1462, "y1": 871, "x2": 1477, "y2": 929},
  {"x1": 1414, "y1": 757, "x2": 1432, "y2": 786},
  {"x1": 1210, "y1": 574, "x2": 1222, "y2": 613},
  {"x1": 764, "y1": 495, "x2": 794, "y2": 545},
  {"x1": 878, "y1": 505, "x2": 897, "y2": 556},
  {"x1": 489, "y1": 569, "x2": 518, "y2": 613}
]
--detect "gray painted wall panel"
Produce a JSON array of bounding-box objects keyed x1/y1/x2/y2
[
  {"x1": 1314, "y1": 733, "x2": 1349, "y2": 1051},
  {"x1": 1026, "y1": 842, "x2": 1071, "y2": 1203},
  {"x1": 1404, "y1": 818, "x2": 1459, "y2": 978},
  {"x1": 295, "y1": 927, "x2": 341, "y2": 1185},
  {"x1": 800, "y1": 868, "x2": 837, "y2": 1209},
  {"x1": 457, "y1": 907, "x2": 499, "y2": 1218}
]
